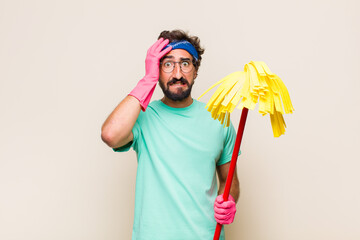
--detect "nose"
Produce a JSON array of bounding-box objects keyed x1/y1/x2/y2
[{"x1": 173, "y1": 62, "x2": 183, "y2": 79}]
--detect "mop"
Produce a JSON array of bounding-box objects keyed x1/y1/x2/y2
[{"x1": 198, "y1": 61, "x2": 294, "y2": 240}]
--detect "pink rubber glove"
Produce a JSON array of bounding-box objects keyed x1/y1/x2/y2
[
  {"x1": 129, "y1": 38, "x2": 172, "y2": 111},
  {"x1": 214, "y1": 194, "x2": 237, "y2": 224}
]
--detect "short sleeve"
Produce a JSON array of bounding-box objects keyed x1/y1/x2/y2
[
  {"x1": 217, "y1": 122, "x2": 240, "y2": 166},
  {"x1": 113, "y1": 141, "x2": 133, "y2": 152}
]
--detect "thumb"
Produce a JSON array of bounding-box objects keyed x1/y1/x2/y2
[{"x1": 215, "y1": 194, "x2": 225, "y2": 204}]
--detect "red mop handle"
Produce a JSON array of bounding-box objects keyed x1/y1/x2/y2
[{"x1": 213, "y1": 108, "x2": 249, "y2": 240}]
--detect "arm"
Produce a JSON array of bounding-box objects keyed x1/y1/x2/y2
[
  {"x1": 101, "y1": 95, "x2": 141, "y2": 149},
  {"x1": 214, "y1": 162, "x2": 239, "y2": 225},
  {"x1": 216, "y1": 162, "x2": 240, "y2": 202},
  {"x1": 101, "y1": 38, "x2": 172, "y2": 149}
]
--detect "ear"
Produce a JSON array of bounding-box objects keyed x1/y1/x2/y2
[{"x1": 193, "y1": 71, "x2": 198, "y2": 80}]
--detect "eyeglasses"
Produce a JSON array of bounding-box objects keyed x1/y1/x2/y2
[{"x1": 160, "y1": 60, "x2": 194, "y2": 73}]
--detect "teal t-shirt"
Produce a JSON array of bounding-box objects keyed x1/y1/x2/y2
[{"x1": 114, "y1": 99, "x2": 238, "y2": 240}]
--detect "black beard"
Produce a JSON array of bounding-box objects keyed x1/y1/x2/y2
[{"x1": 159, "y1": 77, "x2": 194, "y2": 101}]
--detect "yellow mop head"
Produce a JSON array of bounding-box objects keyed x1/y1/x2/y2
[{"x1": 198, "y1": 61, "x2": 294, "y2": 137}]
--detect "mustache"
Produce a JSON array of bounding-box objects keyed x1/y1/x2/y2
[{"x1": 167, "y1": 78, "x2": 189, "y2": 86}]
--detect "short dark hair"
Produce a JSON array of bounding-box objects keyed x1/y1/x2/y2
[{"x1": 158, "y1": 30, "x2": 205, "y2": 71}]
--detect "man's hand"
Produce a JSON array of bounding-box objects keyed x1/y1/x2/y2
[
  {"x1": 214, "y1": 194, "x2": 236, "y2": 224},
  {"x1": 129, "y1": 38, "x2": 172, "y2": 111}
]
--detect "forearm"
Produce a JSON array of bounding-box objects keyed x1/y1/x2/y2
[
  {"x1": 102, "y1": 39, "x2": 171, "y2": 148},
  {"x1": 218, "y1": 176, "x2": 240, "y2": 203},
  {"x1": 230, "y1": 177, "x2": 240, "y2": 203},
  {"x1": 215, "y1": 168, "x2": 239, "y2": 225},
  {"x1": 217, "y1": 162, "x2": 240, "y2": 203},
  {"x1": 101, "y1": 95, "x2": 141, "y2": 148}
]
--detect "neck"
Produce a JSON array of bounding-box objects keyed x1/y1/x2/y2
[{"x1": 161, "y1": 96, "x2": 193, "y2": 108}]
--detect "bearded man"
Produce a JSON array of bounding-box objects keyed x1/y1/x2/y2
[{"x1": 101, "y1": 29, "x2": 240, "y2": 240}]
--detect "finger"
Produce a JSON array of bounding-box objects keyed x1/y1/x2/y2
[
  {"x1": 214, "y1": 201, "x2": 234, "y2": 209},
  {"x1": 218, "y1": 200, "x2": 235, "y2": 208},
  {"x1": 149, "y1": 38, "x2": 164, "y2": 53},
  {"x1": 158, "y1": 46, "x2": 172, "y2": 59},
  {"x1": 214, "y1": 213, "x2": 231, "y2": 221},
  {"x1": 214, "y1": 205, "x2": 235, "y2": 215},
  {"x1": 214, "y1": 206, "x2": 228, "y2": 215},
  {"x1": 156, "y1": 38, "x2": 170, "y2": 52},
  {"x1": 214, "y1": 195, "x2": 224, "y2": 204}
]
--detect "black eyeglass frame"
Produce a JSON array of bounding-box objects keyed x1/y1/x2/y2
[{"x1": 159, "y1": 59, "x2": 197, "y2": 73}]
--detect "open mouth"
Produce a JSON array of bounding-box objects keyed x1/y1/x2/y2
[
  {"x1": 168, "y1": 79, "x2": 188, "y2": 87},
  {"x1": 170, "y1": 81, "x2": 186, "y2": 86}
]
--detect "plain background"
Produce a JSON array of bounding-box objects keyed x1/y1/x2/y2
[{"x1": 1, "y1": 0, "x2": 359, "y2": 239}]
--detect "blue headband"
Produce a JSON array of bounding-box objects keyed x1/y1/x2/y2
[{"x1": 164, "y1": 40, "x2": 199, "y2": 61}]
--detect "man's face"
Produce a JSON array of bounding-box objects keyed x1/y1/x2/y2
[{"x1": 158, "y1": 49, "x2": 197, "y2": 101}]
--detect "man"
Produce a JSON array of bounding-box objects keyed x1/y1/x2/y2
[{"x1": 101, "y1": 30, "x2": 240, "y2": 240}]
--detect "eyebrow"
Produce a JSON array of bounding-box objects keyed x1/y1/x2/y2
[{"x1": 162, "y1": 56, "x2": 191, "y2": 61}]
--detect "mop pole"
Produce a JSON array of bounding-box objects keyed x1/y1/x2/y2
[{"x1": 213, "y1": 108, "x2": 249, "y2": 240}]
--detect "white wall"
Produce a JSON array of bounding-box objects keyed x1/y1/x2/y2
[{"x1": 0, "y1": 0, "x2": 359, "y2": 239}]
